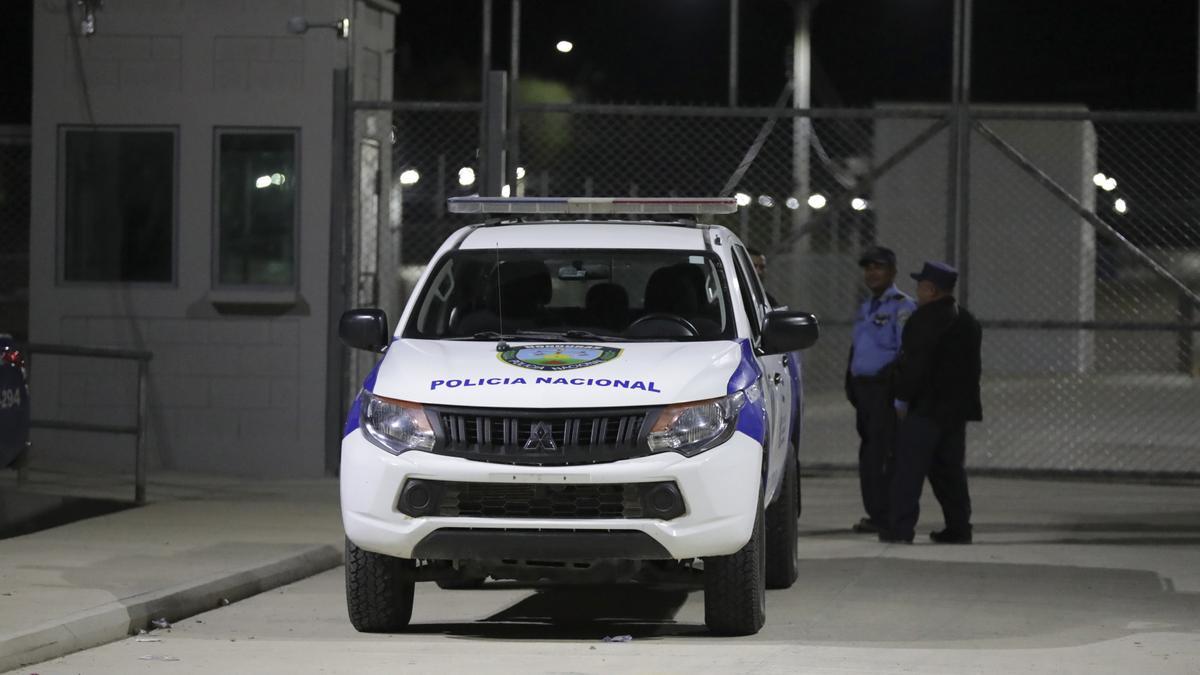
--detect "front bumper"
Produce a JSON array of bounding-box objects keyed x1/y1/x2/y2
[{"x1": 340, "y1": 429, "x2": 762, "y2": 560}]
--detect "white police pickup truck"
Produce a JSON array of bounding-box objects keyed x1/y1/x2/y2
[{"x1": 338, "y1": 197, "x2": 818, "y2": 636}]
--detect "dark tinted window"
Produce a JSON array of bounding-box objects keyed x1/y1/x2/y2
[
  {"x1": 406, "y1": 249, "x2": 733, "y2": 341},
  {"x1": 62, "y1": 129, "x2": 175, "y2": 282},
  {"x1": 216, "y1": 130, "x2": 297, "y2": 286}
]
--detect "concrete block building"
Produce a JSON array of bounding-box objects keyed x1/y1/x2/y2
[{"x1": 28, "y1": 0, "x2": 397, "y2": 477}]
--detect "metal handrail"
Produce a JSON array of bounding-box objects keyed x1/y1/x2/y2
[{"x1": 18, "y1": 342, "x2": 153, "y2": 504}]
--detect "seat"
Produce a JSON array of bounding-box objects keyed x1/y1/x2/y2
[
  {"x1": 643, "y1": 265, "x2": 699, "y2": 316},
  {"x1": 456, "y1": 260, "x2": 553, "y2": 335},
  {"x1": 640, "y1": 264, "x2": 721, "y2": 337},
  {"x1": 585, "y1": 283, "x2": 630, "y2": 331}
]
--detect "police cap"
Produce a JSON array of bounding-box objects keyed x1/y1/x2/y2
[
  {"x1": 858, "y1": 245, "x2": 897, "y2": 268},
  {"x1": 910, "y1": 261, "x2": 958, "y2": 290}
]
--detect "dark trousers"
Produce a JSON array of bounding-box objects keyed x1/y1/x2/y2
[
  {"x1": 851, "y1": 379, "x2": 895, "y2": 525},
  {"x1": 888, "y1": 413, "x2": 972, "y2": 540}
]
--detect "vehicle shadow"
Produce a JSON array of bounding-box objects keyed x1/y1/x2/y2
[{"x1": 403, "y1": 584, "x2": 710, "y2": 640}]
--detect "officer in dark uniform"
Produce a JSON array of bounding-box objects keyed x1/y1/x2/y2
[
  {"x1": 881, "y1": 261, "x2": 983, "y2": 544},
  {"x1": 846, "y1": 246, "x2": 915, "y2": 534}
]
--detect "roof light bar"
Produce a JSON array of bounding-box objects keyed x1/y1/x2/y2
[{"x1": 447, "y1": 196, "x2": 738, "y2": 215}]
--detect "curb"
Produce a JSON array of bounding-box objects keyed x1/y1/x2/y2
[{"x1": 0, "y1": 543, "x2": 342, "y2": 673}]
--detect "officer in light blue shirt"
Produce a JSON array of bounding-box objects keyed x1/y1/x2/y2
[{"x1": 845, "y1": 245, "x2": 916, "y2": 535}]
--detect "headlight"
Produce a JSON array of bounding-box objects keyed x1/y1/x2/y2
[
  {"x1": 360, "y1": 392, "x2": 436, "y2": 455},
  {"x1": 646, "y1": 382, "x2": 761, "y2": 456}
]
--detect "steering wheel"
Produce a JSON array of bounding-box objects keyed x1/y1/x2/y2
[{"x1": 626, "y1": 313, "x2": 699, "y2": 336}]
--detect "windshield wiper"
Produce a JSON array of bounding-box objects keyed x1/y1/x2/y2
[
  {"x1": 456, "y1": 330, "x2": 575, "y2": 351},
  {"x1": 453, "y1": 329, "x2": 628, "y2": 343},
  {"x1": 558, "y1": 329, "x2": 626, "y2": 342}
]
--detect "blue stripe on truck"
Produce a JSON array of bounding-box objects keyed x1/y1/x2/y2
[
  {"x1": 342, "y1": 360, "x2": 382, "y2": 438},
  {"x1": 728, "y1": 339, "x2": 766, "y2": 444}
]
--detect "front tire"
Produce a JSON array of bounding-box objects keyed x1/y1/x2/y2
[
  {"x1": 345, "y1": 538, "x2": 415, "y2": 632},
  {"x1": 765, "y1": 449, "x2": 800, "y2": 589},
  {"x1": 703, "y1": 497, "x2": 766, "y2": 636}
]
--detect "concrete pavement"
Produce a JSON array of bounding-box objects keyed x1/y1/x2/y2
[
  {"x1": 0, "y1": 469, "x2": 344, "y2": 673},
  {"x1": 6, "y1": 470, "x2": 1200, "y2": 674}
]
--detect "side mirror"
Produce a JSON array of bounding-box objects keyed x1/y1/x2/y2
[
  {"x1": 761, "y1": 310, "x2": 819, "y2": 354},
  {"x1": 339, "y1": 308, "x2": 390, "y2": 352}
]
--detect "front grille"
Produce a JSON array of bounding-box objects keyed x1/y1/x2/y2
[
  {"x1": 427, "y1": 406, "x2": 654, "y2": 465},
  {"x1": 397, "y1": 479, "x2": 686, "y2": 520}
]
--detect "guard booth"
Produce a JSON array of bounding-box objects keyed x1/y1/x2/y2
[{"x1": 27, "y1": 0, "x2": 398, "y2": 478}]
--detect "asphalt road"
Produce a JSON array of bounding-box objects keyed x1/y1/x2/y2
[{"x1": 15, "y1": 474, "x2": 1200, "y2": 674}]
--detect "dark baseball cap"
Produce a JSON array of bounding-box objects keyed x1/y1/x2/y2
[
  {"x1": 910, "y1": 261, "x2": 958, "y2": 290},
  {"x1": 858, "y1": 245, "x2": 897, "y2": 268}
]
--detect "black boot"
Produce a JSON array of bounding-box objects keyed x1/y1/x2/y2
[{"x1": 929, "y1": 528, "x2": 973, "y2": 544}]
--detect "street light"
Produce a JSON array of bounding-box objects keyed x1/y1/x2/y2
[
  {"x1": 807, "y1": 193, "x2": 827, "y2": 209},
  {"x1": 1102, "y1": 177, "x2": 1117, "y2": 192},
  {"x1": 458, "y1": 167, "x2": 476, "y2": 187},
  {"x1": 1092, "y1": 172, "x2": 1107, "y2": 187},
  {"x1": 1114, "y1": 198, "x2": 1128, "y2": 214},
  {"x1": 735, "y1": 192, "x2": 752, "y2": 207},
  {"x1": 286, "y1": 16, "x2": 350, "y2": 38},
  {"x1": 784, "y1": 197, "x2": 801, "y2": 210},
  {"x1": 850, "y1": 197, "x2": 868, "y2": 211},
  {"x1": 399, "y1": 169, "x2": 420, "y2": 186},
  {"x1": 757, "y1": 195, "x2": 775, "y2": 208},
  {"x1": 556, "y1": 40, "x2": 573, "y2": 53}
]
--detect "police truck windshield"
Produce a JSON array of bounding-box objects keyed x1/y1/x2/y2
[{"x1": 405, "y1": 250, "x2": 734, "y2": 341}]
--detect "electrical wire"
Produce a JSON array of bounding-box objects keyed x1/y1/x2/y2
[{"x1": 65, "y1": 0, "x2": 97, "y2": 126}]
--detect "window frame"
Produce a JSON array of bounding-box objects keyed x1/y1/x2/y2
[
  {"x1": 731, "y1": 244, "x2": 770, "y2": 344},
  {"x1": 56, "y1": 124, "x2": 180, "y2": 287},
  {"x1": 211, "y1": 126, "x2": 301, "y2": 290}
]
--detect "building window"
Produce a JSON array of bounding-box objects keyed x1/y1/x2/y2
[
  {"x1": 61, "y1": 128, "x2": 176, "y2": 283},
  {"x1": 215, "y1": 129, "x2": 298, "y2": 286}
]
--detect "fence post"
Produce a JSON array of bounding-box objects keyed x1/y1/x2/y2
[
  {"x1": 507, "y1": 0, "x2": 521, "y2": 191},
  {"x1": 483, "y1": 70, "x2": 508, "y2": 196},
  {"x1": 1181, "y1": 290, "x2": 1196, "y2": 376},
  {"x1": 135, "y1": 359, "x2": 147, "y2": 504}
]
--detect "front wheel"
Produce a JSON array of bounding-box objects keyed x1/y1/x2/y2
[
  {"x1": 765, "y1": 449, "x2": 800, "y2": 589},
  {"x1": 703, "y1": 498, "x2": 766, "y2": 636},
  {"x1": 345, "y1": 538, "x2": 415, "y2": 633}
]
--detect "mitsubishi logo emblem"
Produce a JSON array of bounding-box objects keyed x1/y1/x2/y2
[{"x1": 523, "y1": 421, "x2": 558, "y2": 451}]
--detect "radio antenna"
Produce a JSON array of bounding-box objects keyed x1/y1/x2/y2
[{"x1": 494, "y1": 245, "x2": 509, "y2": 352}]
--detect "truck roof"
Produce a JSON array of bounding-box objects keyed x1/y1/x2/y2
[{"x1": 458, "y1": 221, "x2": 712, "y2": 251}]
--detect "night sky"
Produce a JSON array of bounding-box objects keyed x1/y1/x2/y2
[
  {"x1": 1, "y1": 0, "x2": 1196, "y2": 121},
  {"x1": 393, "y1": 0, "x2": 1199, "y2": 110}
]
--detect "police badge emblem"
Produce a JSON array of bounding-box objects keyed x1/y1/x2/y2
[{"x1": 497, "y1": 344, "x2": 622, "y2": 371}]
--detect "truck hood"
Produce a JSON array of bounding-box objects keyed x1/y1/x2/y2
[{"x1": 371, "y1": 339, "x2": 745, "y2": 408}]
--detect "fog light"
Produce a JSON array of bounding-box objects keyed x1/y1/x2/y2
[
  {"x1": 642, "y1": 483, "x2": 685, "y2": 519},
  {"x1": 398, "y1": 479, "x2": 438, "y2": 516}
]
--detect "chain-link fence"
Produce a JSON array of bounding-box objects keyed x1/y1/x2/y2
[
  {"x1": 350, "y1": 99, "x2": 1200, "y2": 476},
  {"x1": 0, "y1": 126, "x2": 30, "y2": 342}
]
